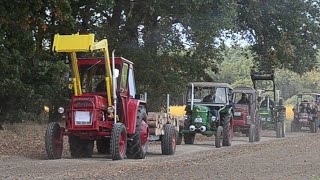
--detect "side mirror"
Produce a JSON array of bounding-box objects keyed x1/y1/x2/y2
[{"x1": 114, "y1": 69, "x2": 120, "y2": 78}]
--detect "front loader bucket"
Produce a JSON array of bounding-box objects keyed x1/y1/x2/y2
[{"x1": 52, "y1": 34, "x2": 95, "y2": 52}]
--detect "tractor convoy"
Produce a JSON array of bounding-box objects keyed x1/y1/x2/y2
[{"x1": 44, "y1": 33, "x2": 317, "y2": 161}]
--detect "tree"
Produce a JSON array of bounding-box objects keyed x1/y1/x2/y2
[{"x1": 237, "y1": 0, "x2": 320, "y2": 74}]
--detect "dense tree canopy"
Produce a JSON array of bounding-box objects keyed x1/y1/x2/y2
[{"x1": 0, "y1": 0, "x2": 319, "y2": 123}]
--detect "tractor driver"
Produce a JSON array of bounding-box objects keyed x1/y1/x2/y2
[
  {"x1": 237, "y1": 93, "x2": 251, "y2": 105},
  {"x1": 202, "y1": 89, "x2": 223, "y2": 103},
  {"x1": 260, "y1": 95, "x2": 274, "y2": 109}
]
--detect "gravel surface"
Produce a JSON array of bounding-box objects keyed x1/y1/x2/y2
[{"x1": 0, "y1": 123, "x2": 320, "y2": 179}]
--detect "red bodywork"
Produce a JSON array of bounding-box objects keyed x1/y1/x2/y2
[
  {"x1": 233, "y1": 105, "x2": 250, "y2": 127},
  {"x1": 61, "y1": 57, "x2": 147, "y2": 140}
]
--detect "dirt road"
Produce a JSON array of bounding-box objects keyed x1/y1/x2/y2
[{"x1": 1, "y1": 129, "x2": 319, "y2": 180}]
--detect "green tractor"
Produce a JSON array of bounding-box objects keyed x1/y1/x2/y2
[
  {"x1": 178, "y1": 82, "x2": 234, "y2": 148},
  {"x1": 251, "y1": 69, "x2": 286, "y2": 138}
]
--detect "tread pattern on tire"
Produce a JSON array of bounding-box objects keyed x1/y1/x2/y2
[
  {"x1": 69, "y1": 135, "x2": 94, "y2": 158},
  {"x1": 249, "y1": 124, "x2": 255, "y2": 143},
  {"x1": 161, "y1": 124, "x2": 176, "y2": 155},
  {"x1": 126, "y1": 106, "x2": 148, "y2": 159},
  {"x1": 215, "y1": 126, "x2": 223, "y2": 148},
  {"x1": 222, "y1": 115, "x2": 232, "y2": 146},
  {"x1": 45, "y1": 122, "x2": 63, "y2": 160},
  {"x1": 111, "y1": 123, "x2": 127, "y2": 160}
]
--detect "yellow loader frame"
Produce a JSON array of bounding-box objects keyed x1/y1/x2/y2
[{"x1": 52, "y1": 33, "x2": 113, "y2": 107}]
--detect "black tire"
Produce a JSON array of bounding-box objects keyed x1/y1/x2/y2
[
  {"x1": 111, "y1": 123, "x2": 127, "y2": 160},
  {"x1": 249, "y1": 124, "x2": 255, "y2": 143},
  {"x1": 176, "y1": 131, "x2": 183, "y2": 145},
  {"x1": 45, "y1": 122, "x2": 63, "y2": 159},
  {"x1": 222, "y1": 116, "x2": 233, "y2": 146},
  {"x1": 96, "y1": 139, "x2": 110, "y2": 154},
  {"x1": 291, "y1": 121, "x2": 295, "y2": 132},
  {"x1": 255, "y1": 118, "x2": 261, "y2": 142},
  {"x1": 69, "y1": 135, "x2": 94, "y2": 158},
  {"x1": 282, "y1": 121, "x2": 285, "y2": 137},
  {"x1": 311, "y1": 122, "x2": 316, "y2": 133},
  {"x1": 276, "y1": 122, "x2": 282, "y2": 138},
  {"x1": 215, "y1": 126, "x2": 223, "y2": 148},
  {"x1": 315, "y1": 120, "x2": 318, "y2": 133},
  {"x1": 126, "y1": 106, "x2": 148, "y2": 159},
  {"x1": 184, "y1": 133, "x2": 195, "y2": 144},
  {"x1": 161, "y1": 124, "x2": 176, "y2": 155}
]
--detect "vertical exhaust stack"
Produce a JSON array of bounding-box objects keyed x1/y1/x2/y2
[{"x1": 112, "y1": 50, "x2": 117, "y2": 124}]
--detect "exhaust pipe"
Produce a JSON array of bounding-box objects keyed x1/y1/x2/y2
[
  {"x1": 189, "y1": 125, "x2": 196, "y2": 131},
  {"x1": 200, "y1": 126, "x2": 206, "y2": 132}
]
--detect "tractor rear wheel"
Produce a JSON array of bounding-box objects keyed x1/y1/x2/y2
[
  {"x1": 276, "y1": 122, "x2": 282, "y2": 138},
  {"x1": 184, "y1": 133, "x2": 195, "y2": 144},
  {"x1": 69, "y1": 135, "x2": 94, "y2": 158},
  {"x1": 126, "y1": 106, "x2": 148, "y2": 159},
  {"x1": 222, "y1": 116, "x2": 233, "y2": 146},
  {"x1": 111, "y1": 123, "x2": 127, "y2": 160},
  {"x1": 45, "y1": 122, "x2": 63, "y2": 159},
  {"x1": 249, "y1": 124, "x2": 255, "y2": 143},
  {"x1": 176, "y1": 131, "x2": 183, "y2": 145},
  {"x1": 215, "y1": 126, "x2": 223, "y2": 148},
  {"x1": 96, "y1": 138, "x2": 110, "y2": 154},
  {"x1": 161, "y1": 124, "x2": 176, "y2": 155}
]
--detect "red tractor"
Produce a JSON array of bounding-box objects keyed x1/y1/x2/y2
[
  {"x1": 45, "y1": 34, "x2": 150, "y2": 160},
  {"x1": 232, "y1": 87, "x2": 262, "y2": 142}
]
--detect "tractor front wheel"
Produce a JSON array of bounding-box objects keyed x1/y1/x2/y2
[
  {"x1": 311, "y1": 121, "x2": 316, "y2": 133},
  {"x1": 126, "y1": 106, "x2": 148, "y2": 159},
  {"x1": 161, "y1": 124, "x2": 176, "y2": 155},
  {"x1": 215, "y1": 126, "x2": 223, "y2": 148},
  {"x1": 111, "y1": 123, "x2": 127, "y2": 160},
  {"x1": 276, "y1": 122, "x2": 282, "y2": 138},
  {"x1": 255, "y1": 117, "x2": 262, "y2": 142},
  {"x1": 222, "y1": 116, "x2": 233, "y2": 146},
  {"x1": 45, "y1": 122, "x2": 63, "y2": 160},
  {"x1": 249, "y1": 124, "x2": 255, "y2": 143}
]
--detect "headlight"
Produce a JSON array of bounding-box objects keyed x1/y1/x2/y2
[
  {"x1": 58, "y1": 107, "x2": 64, "y2": 114},
  {"x1": 107, "y1": 107, "x2": 114, "y2": 113},
  {"x1": 211, "y1": 116, "x2": 217, "y2": 121},
  {"x1": 246, "y1": 116, "x2": 251, "y2": 121}
]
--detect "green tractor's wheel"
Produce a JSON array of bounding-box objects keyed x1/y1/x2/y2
[
  {"x1": 222, "y1": 116, "x2": 233, "y2": 146},
  {"x1": 176, "y1": 131, "x2": 183, "y2": 145},
  {"x1": 276, "y1": 122, "x2": 282, "y2": 138},
  {"x1": 45, "y1": 122, "x2": 63, "y2": 160},
  {"x1": 254, "y1": 117, "x2": 262, "y2": 142},
  {"x1": 111, "y1": 123, "x2": 127, "y2": 160},
  {"x1": 215, "y1": 126, "x2": 223, "y2": 148},
  {"x1": 282, "y1": 121, "x2": 285, "y2": 137},
  {"x1": 161, "y1": 124, "x2": 177, "y2": 155},
  {"x1": 69, "y1": 135, "x2": 94, "y2": 158},
  {"x1": 249, "y1": 124, "x2": 255, "y2": 143},
  {"x1": 96, "y1": 138, "x2": 110, "y2": 154},
  {"x1": 126, "y1": 106, "x2": 148, "y2": 159},
  {"x1": 184, "y1": 133, "x2": 195, "y2": 144}
]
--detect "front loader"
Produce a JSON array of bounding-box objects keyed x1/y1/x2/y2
[{"x1": 45, "y1": 34, "x2": 149, "y2": 160}]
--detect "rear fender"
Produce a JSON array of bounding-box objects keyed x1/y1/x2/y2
[{"x1": 127, "y1": 99, "x2": 146, "y2": 134}]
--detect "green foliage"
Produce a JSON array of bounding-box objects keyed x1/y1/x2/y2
[
  {"x1": 1, "y1": 0, "x2": 320, "y2": 122},
  {"x1": 237, "y1": 0, "x2": 320, "y2": 74}
]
